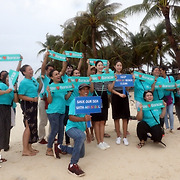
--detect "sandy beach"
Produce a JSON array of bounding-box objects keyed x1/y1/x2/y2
[{"x1": 1, "y1": 94, "x2": 180, "y2": 180}]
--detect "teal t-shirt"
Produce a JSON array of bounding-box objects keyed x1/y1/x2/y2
[
  {"x1": 153, "y1": 77, "x2": 165, "y2": 101},
  {"x1": 40, "y1": 75, "x2": 50, "y2": 98},
  {"x1": 66, "y1": 99, "x2": 86, "y2": 132},
  {"x1": 175, "y1": 80, "x2": 180, "y2": 98},
  {"x1": 46, "y1": 83, "x2": 67, "y2": 114},
  {"x1": 0, "y1": 82, "x2": 14, "y2": 105},
  {"x1": 163, "y1": 76, "x2": 175, "y2": 103},
  {"x1": 138, "y1": 107, "x2": 161, "y2": 127},
  {"x1": 134, "y1": 79, "x2": 152, "y2": 103},
  {"x1": 18, "y1": 77, "x2": 39, "y2": 98}
]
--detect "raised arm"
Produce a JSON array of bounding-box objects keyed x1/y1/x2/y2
[
  {"x1": 41, "y1": 51, "x2": 50, "y2": 76},
  {"x1": 16, "y1": 56, "x2": 22, "y2": 72},
  {"x1": 77, "y1": 54, "x2": 84, "y2": 72},
  {"x1": 87, "y1": 59, "x2": 91, "y2": 77},
  {"x1": 60, "y1": 60, "x2": 68, "y2": 77}
]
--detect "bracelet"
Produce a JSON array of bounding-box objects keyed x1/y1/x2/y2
[{"x1": 14, "y1": 91, "x2": 18, "y2": 93}]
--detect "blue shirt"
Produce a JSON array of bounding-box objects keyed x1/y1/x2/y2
[
  {"x1": 134, "y1": 79, "x2": 152, "y2": 103},
  {"x1": 66, "y1": 99, "x2": 86, "y2": 132},
  {"x1": 46, "y1": 83, "x2": 67, "y2": 114},
  {"x1": 153, "y1": 77, "x2": 165, "y2": 101},
  {"x1": 138, "y1": 107, "x2": 161, "y2": 127},
  {"x1": 18, "y1": 77, "x2": 39, "y2": 98},
  {"x1": 40, "y1": 75, "x2": 50, "y2": 98},
  {"x1": 0, "y1": 82, "x2": 14, "y2": 105}
]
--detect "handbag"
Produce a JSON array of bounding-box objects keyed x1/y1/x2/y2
[
  {"x1": 149, "y1": 110, "x2": 166, "y2": 147},
  {"x1": 164, "y1": 76, "x2": 173, "y2": 106}
]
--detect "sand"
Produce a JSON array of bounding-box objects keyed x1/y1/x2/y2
[{"x1": 1, "y1": 94, "x2": 180, "y2": 180}]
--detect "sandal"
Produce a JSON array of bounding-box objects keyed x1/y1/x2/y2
[
  {"x1": 0, "y1": 158, "x2": 7, "y2": 163},
  {"x1": 104, "y1": 133, "x2": 111, "y2": 138},
  {"x1": 46, "y1": 149, "x2": 53, "y2": 156},
  {"x1": 137, "y1": 142, "x2": 145, "y2": 149}
]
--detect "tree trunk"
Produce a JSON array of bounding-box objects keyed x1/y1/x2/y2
[
  {"x1": 161, "y1": 6, "x2": 180, "y2": 68},
  {"x1": 92, "y1": 28, "x2": 98, "y2": 58}
]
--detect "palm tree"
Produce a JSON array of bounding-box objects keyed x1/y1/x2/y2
[
  {"x1": 64, "y1": 0, "x2": 127, "y2": 58},
  {"x1": 120, "y1": 0, "x2": 180, "y2": 67}
]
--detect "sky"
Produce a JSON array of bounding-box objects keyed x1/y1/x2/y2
[{"x1": 0, "y1": 0, "x2": 146, "y2": 76}]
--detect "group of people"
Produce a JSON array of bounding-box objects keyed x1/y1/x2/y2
[{"x1": 0, "y1": 51, "x2": 180, "y2": 176}]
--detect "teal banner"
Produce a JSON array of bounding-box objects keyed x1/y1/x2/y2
[
  {"x1": 65, "y1": 51, "x2": 83, "y2": 58},
  {"x1": 89, "y1": 59, "x2": 108, "y2": 66},
  {"x1": 176, "y1": 80, "x2": 180, "y2": 88},
  {"x1": 91, "y1": 73, "x2": 115, "y2": 82},
  {"x1": 49, "y1": 82, "x2": 73, "y2": 92},
  {"x1": 134, "y1": 71, "x2": 155, "y2": 83},
  {"x1": 142, "y1": 100, "x2": 165, "y2": 111},
  {"x1": 68, "y1": 77, "x2": 90, "y2": 84},
  {"x1": 0, "y1": 54, "x2": 21, "y2": 61},
  {"x1": 9, "y1": 69, "x2": 19, "y2": 85},
  {"x1": 155, "y1": 82, "x2": 176, "y2": 90},
  {"x1": 48, "y1": 50, "x2": 66, "y2": 61}
]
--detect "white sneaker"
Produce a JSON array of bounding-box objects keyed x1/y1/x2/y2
[
  {"x1": 116, "y1": 137, "x2": 121, "y2": 145},
  {"x1": 97, "y1": 142, "x2": 106, "y2": 150},
  {"x1": 103, "y1": 142, "x2": 110, "y2": 149},
  {"x1": 123, "y1": 138, "x2": 129, "y2": 146}
]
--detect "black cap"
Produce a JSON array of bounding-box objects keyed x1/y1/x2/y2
[{"x1": 78, "y1": 83, "x2": 90, "y2": 90}]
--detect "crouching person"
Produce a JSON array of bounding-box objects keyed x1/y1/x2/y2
[
  {"x1": 54, "y1": 83, "x2": 91, "y2": 177},
  {"x1": 136, "y1": 90, "x2": 166, "y2": 148}
]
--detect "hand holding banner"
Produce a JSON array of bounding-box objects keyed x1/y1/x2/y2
[
  {"x1": 90, "y1": 73, "x2": 115, "y2": 82},
  {"x1": 9, "y1": 69, "x2": 19, "y2": 86},
  {"x1": 142, "y1": 100, "x2": 165, "y2": 111},
  {"x1": 75, "y1": 96, "x2": 102, "y2": 128},
  {"x1": 65, "y1": 51, "x2": 83, "y2": 58},
  {"x1": 134, "y1": 71, "x2": 155, "y2": 84},
  {"x1": 0, "y1": 54, "x2": 22, "y2": 61},
  {"x1": 48, "y1": 50, "x2": 66, "y2": 61},
  {"x1": 114, "y1": 74, "x2": 134, "y2": 87}
]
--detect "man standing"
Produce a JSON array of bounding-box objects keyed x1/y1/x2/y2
[{"x1": 39, "y1": 51, "x2": 54, "y2": 144}]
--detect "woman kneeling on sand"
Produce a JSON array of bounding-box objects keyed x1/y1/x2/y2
[{"x1": 136, "y1": 90, "x2": 166, "y2": 148}]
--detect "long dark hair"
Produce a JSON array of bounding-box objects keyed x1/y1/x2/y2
[{"x1": 49, "y1": 69, "x2": 63, "y2": 84}]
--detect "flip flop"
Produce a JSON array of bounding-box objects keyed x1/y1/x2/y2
[
  {"x1": 137, "y1": 142, "x2": 145, "y2": 149},
  {"x1": 104, "y1": 133, "x2": 111, "y2": 138},
  {"x1": 0, "y1": 158, "x2": 7, "y2": 163}
]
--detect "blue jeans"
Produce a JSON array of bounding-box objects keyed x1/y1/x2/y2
[
  {"x1": 164, "y1": 103, "x2": 174, "y2": 129},
  {"x1": 60, "y1": 127, "x2": 86, "y2": 164},
  {"x1": 47, "y1": 113, "x2": 65, "y2": 148}
]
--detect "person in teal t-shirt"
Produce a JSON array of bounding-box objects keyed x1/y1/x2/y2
[
  {"x1": 54, "y1": 83, "x2": 91, "y2": 177},
  {"x1": 45, "y1": 68, "x2": 71, "y2": 157},
  {"x1": 136, "y1": 90, "x2": 166, "y2": 148},
  {"x1": 0, "y1": 72, "x2": 18, "y2": 162},
  {"x1": 160, "y1": 66, "x2": 175, "y2": 132},
  {"x1": 38, "y1": 51, "x2": 54, "y2": 144},
  {"x1": 18, "y1": 64, "x2": 42, "y2": 156}
]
